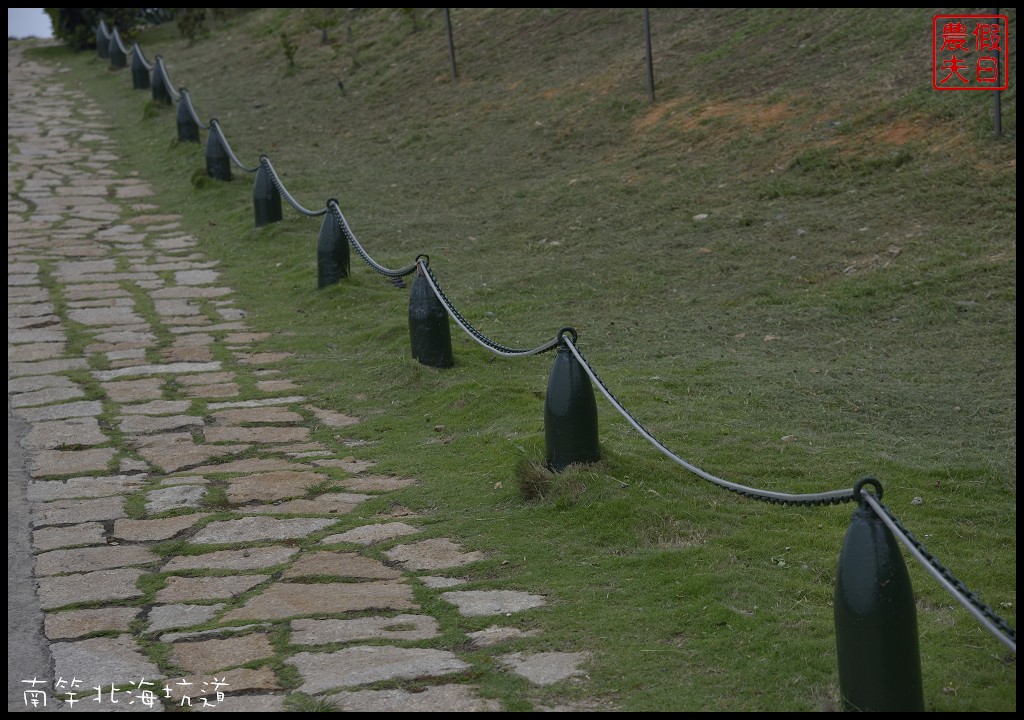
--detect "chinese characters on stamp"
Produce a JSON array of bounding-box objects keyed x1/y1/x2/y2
[{"x1": 933, "y1": 14, "x2": 1009, "y2": 91}]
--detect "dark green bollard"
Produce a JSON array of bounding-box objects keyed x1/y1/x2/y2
[
  {"x1": 252, "y1": 162, "x2": 282, "y2": 227},
  {"x1": 544, "y1": 336, "x2": 600, "y2": 471},
  {"x1": 109, "y1": 30, "x2": 126, "y2": 68},
  {"x1": 130, "y1": 48, "x2": 150, "y2": 90},
  {"x1": 176, "y1": 99, "x2": 199, "y2": 143},
  {"x1": 834, "y1": 478, "x2": 924, "y2": 712},
  {"x1": 151, "y1": 59, "x2": 172, "y2": 105},
  {"x1": 317, "y1": 206, "x2": 350, "y2": 288},
  {"x1": 96, "y1": 22, "x2": 110, "y2": 59},
  {"x1": 408, "y1": 264, "x2": 454, "y2": 368},
  {"x1": 205, "y1": 129, "x2": 232, "y2": 181}
]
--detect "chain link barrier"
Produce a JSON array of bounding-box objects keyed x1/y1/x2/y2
[
  {"x1": 132, "y1": 43, "x2": 153, "y2": 71},
  {"x1": 260, "y1": 156, "x2": 327, "y2": 217},
  {"x1": 860, "y1": 489, "x2": 1016, "y2": 653},
  {"x1": 209, "y1": 119, "x2": 258, "y2": 174},
  {"x1": 563, "y1": 335, "x2": 856, "y2": 507},
  {"x1": 111, "y1": 27, "x2": 130, "y2": 56},
  {"x1": 327, "y1": 201, "x2": 418, "y2": 278},
  {"x1": 178, "y1": 89, "x2": 209, "y2": 130},
  {"x1": 419, "y1": 259, "x2": 560, "y2": 357},
  {"x1": 153, "y1": 56, "x2": 181, "y2": 102},
  {"x1": 100, "y1": 22, "x2": 1016, "y2": 659}
]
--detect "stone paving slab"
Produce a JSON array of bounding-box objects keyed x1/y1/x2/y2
[
  {"x1": 221, "y1": 581, "x2": 417, "y2": 621},
  {"x1": 30, "y1": 447, "x2": 117, "y2": 478},
  {"x1": 147, "y1": 604, "x2": 225, "y2": 634},
  {"x1": 191, "y1": 517, "x2": 337, "y2": 544},
  {"x1": 44, "y1": 608, "x2": 141, "y2": 640},
  {"x1": 21, "y1": 417, "x2": 108, "y2": 450},
  {"x1": 51, "y1": 636, "x2": 164, "y2": 687},
  {"x1": 31, "y1": 496, "x2": 127, "y2": 527},
  {"x1": 33, "y1": 522, "x2": 107, "y2": 552},
  {"x1": 319, "y1": 522, "x2": 421, "y2": 546},
  {"x1": 38, "y1": 568, "x2": 145, "y2": 610},
  {"x1": 281, "y1": 552, "x2": 401, "y2": 580},
  {"x1": 162, "y1": 548, "x2": 298, "y2": 573},
  {"x1": 34, "y1": 545, "x2": 160, "y2": 576},
  {"x1": 440, "y1": 590, "x2": 547, "y2": 617},
  {"x1": 497, "y1": 652, "x2": 591, "y2": 686},
  {"x1": 329, "y1": 685, "x2": 500, "y2": 712},
  {"x1": 290, "y1": 614, "x2": 440, "y2": 644},
  {"x1": 383, "y1": 538, "x2": 486, "y2": 570},
  {"x1": 157, "y1": 576, "x2": 269, "y2": 604},
  {"x1": 171, "y1": 634, "x2": 274, "y2": 674},
  {"x1": 290, "y1": 646, "x2": 470, "y2": 693}
]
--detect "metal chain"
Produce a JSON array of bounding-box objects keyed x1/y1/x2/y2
[
  {"x1": 562, "y1": 336, "x2": 857, "y2": 506},
  {"x1": 132, "y1": 43, "x2": 153, "y2": 71},
  {"x1": 327, "y1": 202, "x2": 418, "y2": 278},
  {"x1": 209, "y1": 119, "x2": 258, "y2": 173},
  {"x1": 260, "y1": 156, "x2": 327, "y2": 217},
  {"x1": 111, "y1": 28, "x2": 130, "y2": 55},
  {"x1": 154, "y1": 57, "x2": 181, "y2": 102},
  {"x1": 860, "y1": 491, "x2": 1016, "y2": 653},
  {"x1": 178, "y1": 89, "x2": 209, "y2": 130},
  {"x1": 419, "y1": 260, "x2": 560, "y2": 357}
]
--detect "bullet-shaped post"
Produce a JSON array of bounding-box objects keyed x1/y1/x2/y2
[
  {"x1": 408, "y1": 264, "x2": 454, "y2": 368},
  {"x1": 544, "y1": 334, "x2": 599, "y2": 470},
  {"x1": 834, "y1": 478, "x2": 924, "y2": 712}
]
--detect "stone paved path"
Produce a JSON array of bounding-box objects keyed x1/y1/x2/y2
[{"x1": 8, "y1": 42, "x2": 589, "y2": 712}]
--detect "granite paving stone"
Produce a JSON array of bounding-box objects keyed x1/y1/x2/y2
[
  {"x1": 100, "y1": 378, "x2": 165, "y2": 402},
  {"x1": 171, "y1": 634, "x2": 274, "y2": 674},
  {"x1": 204, "y1": 426, "x2": 310, "y2": 444},
  {"x1": 30, "y1": 447, "x2": 116, "y2": 477},
  {"x1": 441, "y1": 590, "x2": 547, "y2": 617},
  {"x1": 113, "y1": 515, "x2": 210, "y2": 542},
  {"x1": 290, "y1": 614, "x2": 440, "y2": 645},
  {"x1": 44, "y1": 608, "x2": 141, "y2": 640},
  {"x1": 146, "y1": 485, "x2": 207, "y2": 513},
  {"x1": 37, "y1": 568, "x2": 145, "y2": 609},
  {"x1": 120, "y1": 414, "x2": 205, "y2": 434},
  {"x1": 211, "y1": 407, "x2": 303, "y2": 425},
  {"x1": 51, "y1": 636, "x2": 164, "y2": 687},
  {"x1": 383, "y1": 538, "x2": 486, "y2": 570},
  {"x1": 8, "y1": 384, "x2": 85, "y2": 408},
  {"x1": 191, "y1": 517, "x2": 337, "y2": 544},
  {"x1": 32, "y1": 496, "x2": 127, "y2": 527},
  {"x1": 157, "y1": 575, "x2": 269, "y2": 604},
  {"x1": 147, "y1": 604, "x2": 225, "y2": 634},
  {"x1": 14, "y1": 399, "x2": 103, "y2": 421},
  {"x1": 32, "y1": 522, "x2": 107, "y2": 552},
  {"x1": 26, "y1": 474, "x2": 146, "y2": 501},
  {"x1": 497, "y1": 652, "x2": 591, "y2": 685},
  {"x1": 21, "y1": 416, "x2": 108, "y2": 449},
  {"x1": 282, "y1": 552, "x2": 401, "y2": 580},
  {"x1": 222, "y1": 580, "x2": 417, "y2": 621},
  {"x1": 319, "y1": 522, "x2": 421, "y2": 546},
  {"x1": 162, "y1": 547, "x2": 298, "y2": 572},
  {"x1": 339, "y1": 475, "x2": 418, "y2": 492},
  {"x1": 224, "y1": 471, "x2": 334, "y2": 503},
  {"x1": 330, "y1": 686, "x2": 500, "y2": 712},
  {"x1": 242, "y1": 495, "x2": 370, "y2": 516},
  {"x1": 290, "y1": 646, "x2": 469, "y2": 693},
  {"x1": 34, "y1": 545, "x2": 160, "y2": 576},
  {"x1": 120, "y1": 400, "x2": 192, "y2": 415}
]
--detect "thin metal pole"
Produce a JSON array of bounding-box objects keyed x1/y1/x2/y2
[
  {"x1": 993, "y1": 8, "x2": 1001, "y2": 137},
  {"x1": 644, "y1": 9, "x2": 654, "y2": 103},
  {"x1": 445, "y1": 8, "x2": 458, "y2": 82}
]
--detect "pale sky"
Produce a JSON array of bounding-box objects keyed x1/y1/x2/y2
[{"x1": 8, "y1": 8, "x2": 54, "y2": 39}]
